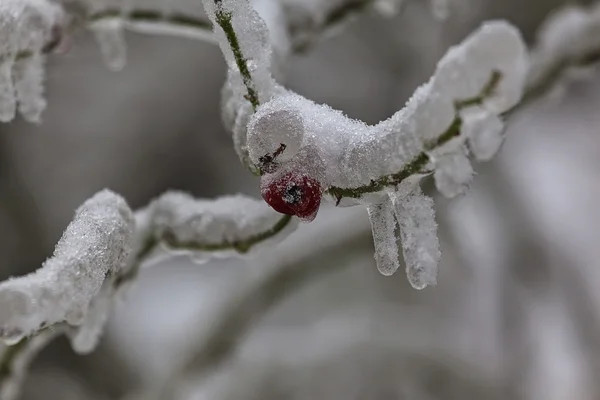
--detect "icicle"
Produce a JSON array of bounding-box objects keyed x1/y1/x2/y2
[
  {"x1": 0, "y1": 61, "x2": 17, "y2": 123},
  {"x1": 389, "y1": 183, "x2": 440, "y2": 290},
  {"x1": 461, "y1": 106, "x2": 506, "y2": 161},
  {"x1": 69, "y1": 280, "x2": 114, "y2": 354},
  {"x1": 0, "y1": 328, "x2": 66, "y2": 400},
  {"x1": 90, "y1": 19, "x2": 127, "y2": 71},
  {"x1": 431, "y1": 142, "x2": 474, "y2": 198},
  {"x1": 366, "y1": 200, "x2": 401, "y2": 276},
  {"x1": 12, "y1": 54, "x2": 47, "y2": 123}
]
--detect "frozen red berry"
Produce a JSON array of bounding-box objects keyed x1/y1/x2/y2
[{"x1": 261, "y1": 171, "x2": 322, "y2": 222}]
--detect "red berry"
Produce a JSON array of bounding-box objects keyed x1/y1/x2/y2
[{"x1": 261, "y1": 171, "x2": 322, "y2": 222}]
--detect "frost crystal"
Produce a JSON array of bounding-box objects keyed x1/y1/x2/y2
[
  {"x1": 0, "y1": 190, "x2": 134, "y2": 344},
  {"x1": 0, "y1": 0, "x2": 64, "y2": 122}
]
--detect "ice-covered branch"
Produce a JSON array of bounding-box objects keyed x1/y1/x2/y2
[
  {"x1": 1, "y1": 0, "x2": 400, "y2": 123},
  {"x1": 85, "y1": 7, "x2": 214, "y2": 70},
  {"x1": 522, "y1": 2, "x2": 600, "y2": 107},
  {"x1": 325, "y1": 70, "x2": 503, "y2": 202},
  {"x1": 130, "y1": 191, "x2": 296, "y2": 271},
  {"x1": 0, "y1": 190, "x2": 133, "y2": 345},
  {"x1": 88, "y1": 9, "x2": 214, "y2": 41},
  {"x1": 0, "y1": 190, "x2": 296, "y2": 400},
  {"x1": 282, "y1": 0, "x2": 395, "y2": 52},
  {"x1": 153, "y1": 208, "x2": 370, "y2": 400},
  {"x1": 0, "y1": 190, "x2": 133, "y2": 400}
]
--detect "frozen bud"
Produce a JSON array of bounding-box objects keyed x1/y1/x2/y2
[{"x1": 248, "y1": 99, "x2": 305, "y2": 166}]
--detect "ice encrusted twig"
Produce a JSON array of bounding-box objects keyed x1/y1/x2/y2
[
  {"x1": 0, "y1": 190, "x2": 296, "y2": 400},
  {"x1": 88, "y1": 9, "x2": 214, "y2": 41},
  {"x1": 522, "y1": 2, "x2": 600, "y2": 108},
  {"x1": 0, "y1": 190, "x2": 133, "y2": 400},
  {"x1": 282, "y1": 0, "x2": 406, "y2": 52}
]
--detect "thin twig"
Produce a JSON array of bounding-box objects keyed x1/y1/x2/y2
[
  {"x1": 88, "y1": 8, "x2": 215, "y2": 42},
  {"x1": 213, "y1": 0, "x2": 260, "y2": 110}
]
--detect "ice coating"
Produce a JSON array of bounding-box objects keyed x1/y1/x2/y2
[
  {"x1": 68, "y1": 280, "x2": 115, "y2": 354},
  {"x1": 432, "y1": 20, "x2": 528, "y2": 114},
  {"x1": 528, "y1": 3, "x2": 600, "y2": 90},
  {"x1": 0, "y1": 190, "x2": 134, "y2": 344},
  {"x1": 12, "y1": 54, "x2": 46, "y2": 123},
  {"x1": 430, "y1": 141, "x2": 474, "y2": 198},
  {"x1": 203, "y1": 0, "x2": 278, "y2": 105},
  {"x1": 0, "y1": 0, "x2": 64, "y2": 122},
  {"x1": 389, "y1": 182, "x2": 440, "y2": 290},
  {"x1": 429, "y1": 0, "x2": 450, "y2": 20},
  {"x1": 366, "y1": 200, "x2": 401, "y2": 276},
  {"x1": 88, "y1": 18, "x2": 127, "y2": 71},
  {"x1": 0, "y1": 328, "x2": 65, "y2": 400},
  {"x1": 247, "y1": 103, "x2": 305, "y2": 164},
  {"x1": 461, "y1": 106, "x2": 506, "y2": 161},
  {"x1": 374, "y1": 0, "x2": 407, "y2": 17},
  {"x1": 245, "y1": 21, "x2": 526, "y2": 194},
  {"x1": 141, "y1": 191, "x2": 298, "y2": 261}
]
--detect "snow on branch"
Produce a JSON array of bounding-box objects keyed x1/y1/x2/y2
[
  {"x1": 85, "y1": 7, "x2": 214, "y2": 71},
  {"x1": 281, "y1": 0, "x2": 404, "y2": 52},
  {"x1": 0, "y1": 190, "x2": 133, "y2": 345},
  {"x1": 0, "y1": 190, "x2": 133, "y2": 400},
  {"x1": 0, "y1": 0, "x2": 403, "y2": 123},
  {"x1": 0, "y1": 190, "x2": 296, "y2": 400},
  {"x1": 133, "y1": 191, "x2": 297, "y2": 266},
  {"x1": 206, "y1": 0, "x2": 528, "y2": 288},
  {"x1": 525, "y1": 2, "x2": 600, "y2": 106}
]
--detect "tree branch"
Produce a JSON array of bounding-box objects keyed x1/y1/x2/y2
[
  {"x1": 0, "y1": 192, "x2": 295, "y2": 400},
  {"x1": 326, "y1": 71, "x2": 501, "y2": 202}
]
